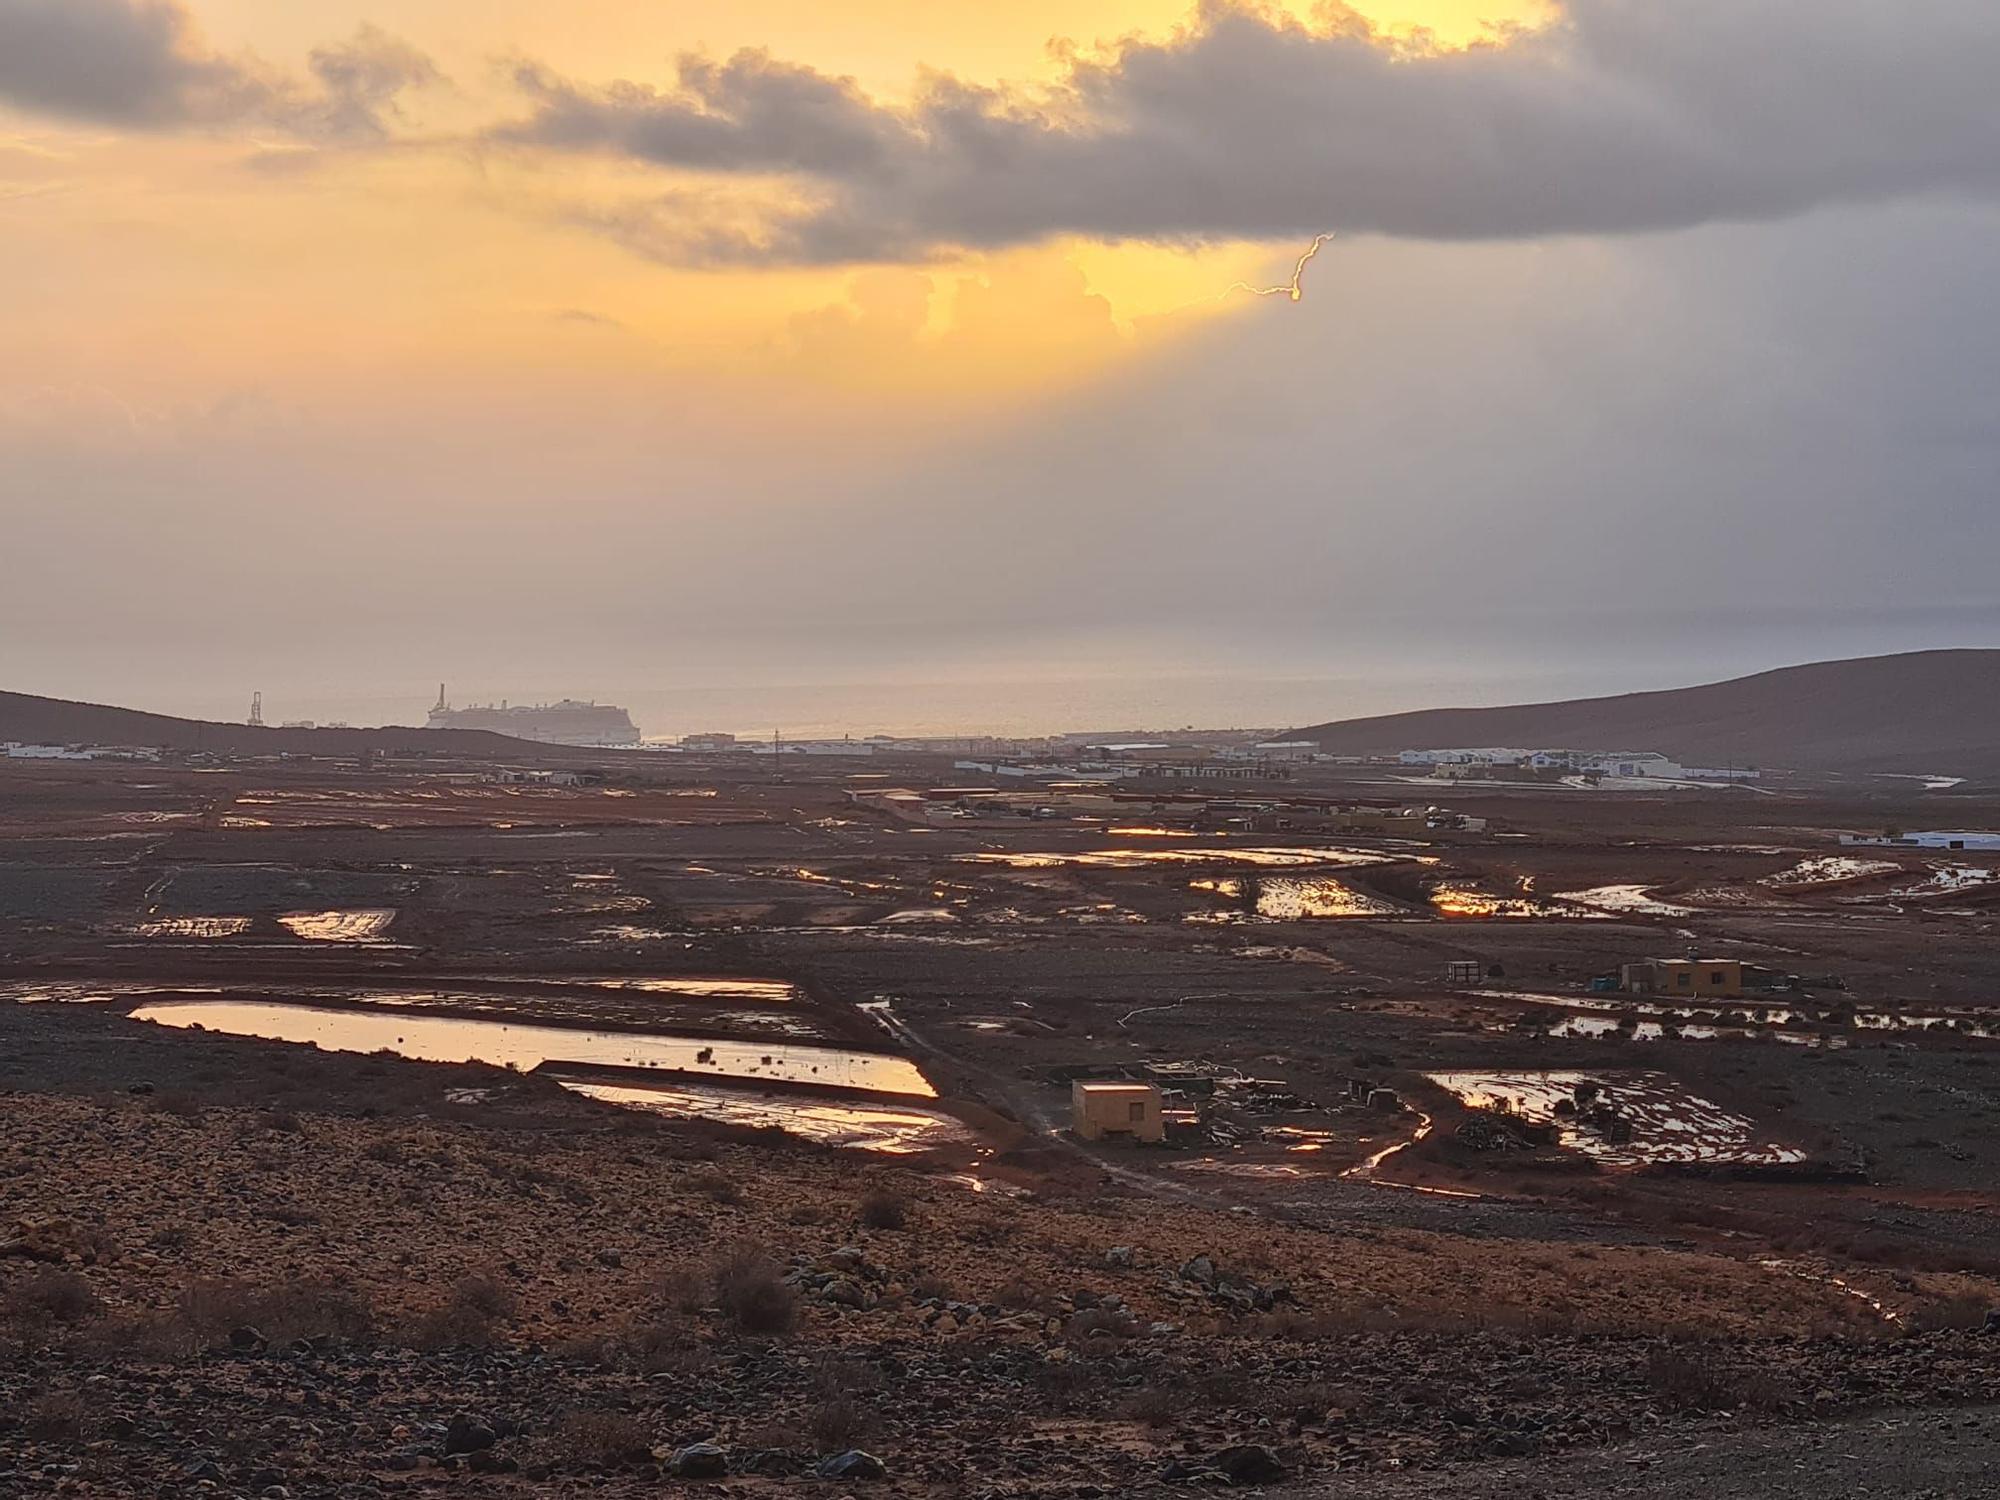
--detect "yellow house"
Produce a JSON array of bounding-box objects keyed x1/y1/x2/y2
[
  {"x1": 1622, "y1": 958, "x2": 1744, "y2": 999},
  {"x1": 1071, "y1": 1082, "x2": 1166, "y2": 1144}
]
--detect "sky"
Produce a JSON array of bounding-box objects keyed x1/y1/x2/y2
[{"x1": 3, "y1": 0, "x2": 1998, "y2": 736}]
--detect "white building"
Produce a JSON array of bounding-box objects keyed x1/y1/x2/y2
[
  {"x1": 1842, "y1": 831, "x2": 2000, "y2": 852},
  {"x1": 1579, "y1": 751, "x2": 1685, "y2": 779},
  {"x1": 1398, "y1": 747, "x2": 1530, "y2": 767}
]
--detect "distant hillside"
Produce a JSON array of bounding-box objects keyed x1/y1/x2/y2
[
  {"x1": 1294, "y1": 650, "x2": 2000, "y2": 776},
  {"x1": 0, "y1": 690, "x2": 584, "y2": 762}
]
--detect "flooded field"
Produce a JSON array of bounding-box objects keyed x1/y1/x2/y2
[
  {"x1": 128, "y1": 916, "x2": 254, "y2": 939},
  {"x1": 278, "y1": 909, "x2": 397, "y2": 942},
  {"x1": 559, "y1": 1080, "x2": 971, "y2": 1153},
  {"x1": 1193, "y1": 875, "x2": 1403, "y2": 919},
  {"x1": 1429, "y1": 884, "x2": 1579, "y2": 919},
  {"x1": 1554, "y1": 885, "x2": 1695, "y2": 918},
  {"x1": 1427, "y1": 1069, "x2": 1805, "y2": 1167},
  {"x1": 958, "y1": 847, "x2": 1398, "y2": 870},
  {"x1": 130, "y1": 1000, "x2": 936, "y2": 1096},
  {"x1": 1765, "y1": 857, "x2": 1902, "y2": 888}
]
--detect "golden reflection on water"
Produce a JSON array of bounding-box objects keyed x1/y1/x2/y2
[
  {"x1": 277, "y1": 909, "x2": 397, "y2": 941},
  {"x1": 561, "y1": 1081, "x2": 969, "y2": 1153},
  {"x1": 131, "y1": 1000, "x2": 936, "y2": 1096}
]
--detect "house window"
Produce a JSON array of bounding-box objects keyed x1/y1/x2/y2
[
  {"x1": 1710, "y1": 972, "x2": 1726, "y2": 985},
  {"x1": 1128, "y1": 1102, "x2": 1147, "y2": 1123}
]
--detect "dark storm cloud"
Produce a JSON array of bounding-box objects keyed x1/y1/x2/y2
[
  {"x1": 499, "y1": 0, "x2": 2000, "y2": 263},
  {"x1": 0, "y1": 0, "x2": 435, "y2": 140}
]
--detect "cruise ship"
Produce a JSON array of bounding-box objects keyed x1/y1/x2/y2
[{"x1": 425, "y1": 687, "x2": 640, "y2": 747}]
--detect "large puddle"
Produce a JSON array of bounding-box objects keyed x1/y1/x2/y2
[
  {"x1": 130, "y1": 1000, "x2": 936, "y2": 1096},
  {"x1": 560, "y1": 1081, "x2": 969, "y2": 1153},
  {"x1": 1427, "y1": 1069, "x2": 1804, "y2": 1166},
  {"x1": 128, "y1": 917, "x2": 254, "y2": 939},
  {"x1": 278, "y1": 909, "x2": 397, "y2": 942},
  {"x1": 1429, "y1": 884, "x2": 1578, "y2": 919},
  {"x1": 1193, "y1": 875, "x2": 1402, "y2": 919},
  {"x1": 958, "y1": 847, "x2": 1397, "y2": 870},
  {"x1": 1553, "y1": 885, "x2": 1695, "y2": 918}
]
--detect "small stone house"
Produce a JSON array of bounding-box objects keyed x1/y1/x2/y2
[{"x1": 1071, "y1": 1081, "x2": 1166, "y2": 1144}]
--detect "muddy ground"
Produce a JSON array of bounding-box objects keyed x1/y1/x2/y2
[{"x1": 4, "y1": 753, "x2": 2000, "y2": 1493}]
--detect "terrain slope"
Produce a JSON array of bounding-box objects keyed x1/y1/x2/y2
[
  {"x1": 0, "y1": 690, "x2": 580, "y2": 761},
  {"x1": 1294, "y1": 649, "x2": 2000, "y2": 775}
]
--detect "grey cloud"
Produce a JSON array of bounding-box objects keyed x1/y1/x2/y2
[
  {"x1": 301, "y1": 25, "x2": 441, "y2": 142},
  {"x1": 501, "y1": 0, "x2": 2000, "y2": 262},
  {"x1": 0, "y1": 0, "x2": 436, "y2": 141}
]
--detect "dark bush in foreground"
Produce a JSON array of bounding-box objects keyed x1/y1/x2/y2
[
  {"x1": 711, "y1": 1247, "x2": 797, "y2": 1336},
  {"x1": 412, "y1": 1274, "x2": 517, "y2": 1350}
]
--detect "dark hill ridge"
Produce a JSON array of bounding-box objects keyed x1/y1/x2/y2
[
  {"x1": 0, "y1": 690, "x2": 592, "y2": 762},
  {"x1": 1294, "y1": 650, "x2": 2000, "y2": 776}
]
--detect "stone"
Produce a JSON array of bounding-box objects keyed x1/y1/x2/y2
[
  {"x1": 669, "y1": 1443, "x2": 729, "y2": 1479},
  {"x1": 442, "y1": 1414, "x2": 496, "y2": 1457},
  {"x1": 1105, "y1": 1246, "x2": 1136, "y2": 1269},
  {"x1": 817, "y1": 1449, "x2": 887, "y2": 1481},
  {"x1": 1213, "y1": 1444, "x2": 1287, "y2": 1485}
]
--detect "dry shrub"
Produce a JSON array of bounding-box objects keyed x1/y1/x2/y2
[
  {"x1": 1115, "y1": 1384, "x2": 1187, "y2": 1429},
  {"x1": 412, "y1": 1273, "x2": 517, "y2": 1350},
  {"x1": 857, "y1": 1191, "x2": 908, "y2": 1231},
  {"x1": 1905, "y1": 1292, "x2": 1994, "y2": 1332},
  {"x1": 1646, "y1": 1346, "x2": 1795, "y2": 1413},
  {"x1": 4, "y1": 1270, "x2": 101, "y2": 1334},
  {"x1": 26, "y1": 1391, "x2": 87, "y2": 1442},
  {"x1": 808, "y1": 1395, "x2": 872, "y2": 1451},
  {"x1": 685, "y1": 1169, "x2": 743, "y2": 1205},
  {"x1": 179, "y1": 1277, "x2": 373, "y2": 1346},
  {"x1": 1064, "y1": 1305, "x2": 1136, "y2": 1348},
  {"x1": 626, "y1": 1318, "x2": 712, "y2": 1375},
  {"x1": 711, "y1": 1246, "x2": 797, "y2": 1337},
  {"x1": 541, "y1": 1409, "x2": 653, "y2": 1468},
  {"x1": 658, "y1": 1267, "x2": 709, "y2": 1318},
  {"x1": 995, "y1": 1277, "x2": 1057, "y2": 1317}
]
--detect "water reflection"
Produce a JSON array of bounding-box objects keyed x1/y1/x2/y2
[
  {"x1": 560, "y1": 1081, "x2": 968, "y2": 1153},
  {"x1": 961, "y1": 847, "x2": 1396, "y2": 870},
  {"x1": 278, "y1": 910, "x2": 397, "y2": 942},
  {"x1": 131, "y1": 1000, "x2": 935, "y2": 1096}
]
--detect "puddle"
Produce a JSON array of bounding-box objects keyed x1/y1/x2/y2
[
  {"x1": 1195, "y1": 875, "x2": 1402, "y2": 918},
  {"x1": 278, "y1": 909, "x2": 397, "y2": 942},
  {"x1": 1104, "y1": 826, "x2": 1199, "y2": 838},
  {"x1": 1429, "y1": 884, "x2": 1575, "y2": 919},
  {"x1": 1764, "y1": 857, "x2": 1901, "y2": 889},
  {"x1": 130, "y1": 1000, "x2": 936, "y2": 1096},
  {"x1": 1554, "y1": 885, "x2": 1694, "y2": 918},
  {"x1": 576, "y1": 977, "x2": 800, "y2": 1003},
  {"x1": 958, "y1": 847, "x2": 1396, "y2": 870},
  {"x1": 560, "y1": 1080, "x2": 969, "y2": 1153},
  {"x1": 128, "y1": 917, "x2": 253, "y2": 939},
  {"x1": 1426, "y1": 1069, "x2": 1804, "y2": 1166}
]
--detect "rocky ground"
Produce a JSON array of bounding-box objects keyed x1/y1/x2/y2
[{"x1": 5, "y1": 1014, "x2": 2000, "y2": 1497}]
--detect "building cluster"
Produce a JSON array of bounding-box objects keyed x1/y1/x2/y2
[
  {"x1": 669, "y1": 730, "x2": 1328, "y2": 775},
  {"x1": 3, "y1": 742, "x2": 161, "y2": 762},
  {"x1": 1397, "y1": 747, "x2": 1759, "y2": 783},
  {"x1": 847, "y1": 782, "x2": 1486, "y2": 835},
  {"x1": 1841, "y1": 830, "x2": 2000, "y2": 852}
]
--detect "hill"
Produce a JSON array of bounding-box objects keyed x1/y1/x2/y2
[
  {"x1": 1294, "y1": 650, "x2": 2000, "y2": 776},
  {"x1": 0, "y1": 690, "x2": 586, "y2": 762}
]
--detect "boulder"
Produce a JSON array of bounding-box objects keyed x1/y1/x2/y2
[
  {"x1": 442, "y1": 1414, "x2": 497, "y2": 1457},
  {"x1": 817, "y1": 1449, "x2": 887, "y2": 1481},
  {"x1": 669, "y1": 1443, "x2": 729, "y2": 1479},
  {"x1": 1213, "y1": 1445, "x2": 1287, "y2": 1485}
]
